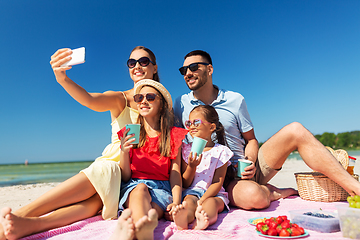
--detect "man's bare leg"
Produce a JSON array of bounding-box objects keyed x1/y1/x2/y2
[{"x1": 261, "y1": 122, "x2": 360, "y2": 195}]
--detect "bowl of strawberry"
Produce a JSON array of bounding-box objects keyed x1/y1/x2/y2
[{"x1": 255, "y1": 215, "x2": 308, "y2": 238}]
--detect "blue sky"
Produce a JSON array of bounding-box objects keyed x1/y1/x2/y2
[{"x1": 1, "y1": 0, "x2": 359, "y2": 164}]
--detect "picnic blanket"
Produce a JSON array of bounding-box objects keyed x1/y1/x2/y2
[{"x1": 21, "y1": 196, "x2": 349, "y2": 240}]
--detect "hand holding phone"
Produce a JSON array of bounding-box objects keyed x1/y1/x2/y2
[{"x1": 61, "y1": 47, "x2": 85, "y2": 67}]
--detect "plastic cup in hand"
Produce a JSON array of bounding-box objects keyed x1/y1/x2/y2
[
  {"x1": 237, "y1": 159, "x2": 252, "y2": 177},
  {"x1": 125, "y1": 124, "x2": 141, "y2": 144},
  {"x1": 191, "y1": 137, "x2": 208, "y2": 156}
]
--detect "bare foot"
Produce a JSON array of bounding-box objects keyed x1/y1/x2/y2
[
  {"x1": 266, "y1": 184, "x2": 298, "y2": 201},
  {"x1": 192, "y1": 205, "x2": 209, "y2": 230},
  {"x1": 109, "y1": 209, "x2": 134, "y2": 240},
  {"x1": 1, "y1": 207, "x2": 39, "y2": 240},
  {"x1": 0, "y1": 222, "x2": 5, "y2": 240},
  {"x1": 172, "y1": 202, "x2": 189, "y2": 230},
  {"x1": 134, "y1": 209, "x2": 158, "y2": 240}
]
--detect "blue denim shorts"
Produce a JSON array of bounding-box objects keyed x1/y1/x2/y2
[
  {"x1": 119, "y1": 178, "x2": 173, "y2": 211},
  {"x1": 182, "y1": 188, "x2": 230, "y2": 211}
]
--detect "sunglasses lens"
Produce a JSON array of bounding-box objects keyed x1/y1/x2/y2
[
  {"x1": 189, "y1": 63, "x2": 199, "y2": 72},
  {"x1": 138, "y1": 57, "x2": 150, "y2": 67},
  {"x1": 179, "y1": 66, "x2": 187, "y2": 75},
  {"x1": 127, "y1": 59, "x2": 136, "y2": 68},
  {"x1": 193, "y1": 119, "x2": 201, "y2": 127},
  {"x1": 185, "y1": 120, "x2": 191, "y2": 129},
  {"x1": 133, "y1": 94, "x2": 144, "y2": 103},
  {"x1": 145, "y1": 93, "x2": 156, "y2": 102}
]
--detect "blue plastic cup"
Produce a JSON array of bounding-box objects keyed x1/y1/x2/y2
[{"x1": 125, "y1": 124, "x2": 141, "y2": 144}]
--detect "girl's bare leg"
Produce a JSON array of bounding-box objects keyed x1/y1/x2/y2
[
  {"x1": 15, "y1": 172, "x2": 98, "y2": 218},
  {"x1": 193, "y1": 197, "x2": 223, "y2": 230},
  {"x1": 125, "y1": 183, "x2": 160, "y2": 240},
  {"x1": 1, "y1": 193, "x2": 102, "y2": 240}
]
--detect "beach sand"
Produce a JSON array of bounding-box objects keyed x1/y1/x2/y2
[{"x1": 1, "y1": 159, "x2": 359, "y2": 211}]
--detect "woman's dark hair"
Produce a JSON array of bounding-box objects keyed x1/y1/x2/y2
[
  {"x1": 136, "y1": 86, "x2": 174, "y2": 157},
  {"x1": 131, "y1": 46, "x2": 160, "y2": 82},
  {"x1": 190, "y1": 105, "x2": 226, "y2": 145}
]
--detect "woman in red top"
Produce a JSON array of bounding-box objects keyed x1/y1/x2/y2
[{"x1": 113, "y1": 79, "x2": 187, "y2": 240}]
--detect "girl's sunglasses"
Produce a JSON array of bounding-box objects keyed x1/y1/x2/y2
[
  {"x1": 127, "y1": 57, "x2": 155, "y2": 69},
  {"x1": 133, "y1": 93, "x2": 158, "y2": 103},
  {"x1": 184, "y1": 119, "x2": 211, "y2": 129},
  {"x1": 179, "y1": 62, "x2": 209, "y2": 75}
]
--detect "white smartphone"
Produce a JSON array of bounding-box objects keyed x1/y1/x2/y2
[{"x1": 61, "y1": 47, "x2": 85, "y2": 67}]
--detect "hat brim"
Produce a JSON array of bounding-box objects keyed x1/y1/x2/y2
[{"x1": 133, "y1": 79, "x2": 173, "y2": 110}]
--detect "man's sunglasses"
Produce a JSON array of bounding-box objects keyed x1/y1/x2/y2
[
  {"x1": 133, "y1": 93, "x2": 158, "y2": 103},
  {"x1": 184, "y1": 119, "x2": 211, "y2": 129},
  {"x1": 179, "y1": 62, "x2": 209, "y2": 75},
  {"x1": 127, "y1": 57, "x2": 155, "y2": 69}
]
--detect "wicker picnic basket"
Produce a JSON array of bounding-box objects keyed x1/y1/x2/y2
[{"x1": 295, "y1": 147, "x2": 359, "y2": 202}]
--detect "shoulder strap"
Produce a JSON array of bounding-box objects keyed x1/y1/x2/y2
[{"x1": 120, "y1": 91, "x2": 128, "y2": 107}]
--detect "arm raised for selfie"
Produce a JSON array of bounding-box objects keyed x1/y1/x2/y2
[{"x1": 50, "y1": 48, "x2": 125, "y2": 114}]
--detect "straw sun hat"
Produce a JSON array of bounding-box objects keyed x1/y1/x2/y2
[{"x1": 133, "y1": 79, "x2": 173, "y2": 110}]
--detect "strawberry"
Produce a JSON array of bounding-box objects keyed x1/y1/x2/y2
[
  {"x1": 279, "y1": 229, "x2": 290, "y2": 237},
  {"x1": 281, "y1": 221, "x2": 290, "y2": 229},
  {"x1": 290, "y1": 227, "x2": 301, "y2": 236},
  {"x1": 276, "y1": 225, "x2": 283, "y2": 234},
  {"x1": 276, "y1": 216, "x2": 283, "y2": 224},
  {"x1": 259, "y1": 224, "x2": 269, "y2": 235},
  {"x1": 268, "y1": 228, "x2": 278, "y2": 236},
  {"x1": 256, "y1": 222, "x2": 265, "y2": 232},
  {"x1": 268, "y1": 221, "x2": 278, "y2": 229}
]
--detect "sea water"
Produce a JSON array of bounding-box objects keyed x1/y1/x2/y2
[
  {"x1": 0, "y1": 161, "x2": 92, "y2": 187},
  {"x1": 1, "y1": 150, "x2": 359, "y2": 187}
]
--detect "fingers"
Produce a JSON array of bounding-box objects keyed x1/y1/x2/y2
[
  {"x1": 50, "y1": 48, "x2": 73, "y2": 71},
  {"x1": 120, "y1": 129, "x2": 137, "y2": 151}
]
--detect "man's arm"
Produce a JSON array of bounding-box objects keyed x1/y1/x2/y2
[{"x1": 241, "y1": 129, "x2": 259, "y2": 179}]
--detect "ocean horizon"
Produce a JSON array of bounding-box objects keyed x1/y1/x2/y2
[{"x1": 1, "y1": 150, "x2": 359, "y2": 187}]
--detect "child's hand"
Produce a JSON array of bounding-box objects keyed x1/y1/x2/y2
[
  {"x1": 188, "y1": 152, "x2": 202, "y2": 168},
  {"x1": 120, "y1": 128, "x2": 136, "y2": 153},
  {"x1": 164, "y1": 203, "x2": 177, "y2": 221}
]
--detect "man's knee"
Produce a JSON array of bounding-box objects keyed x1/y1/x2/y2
[
  {"x1": 283, "y1": 122, "x2": 312, "y2": 143},
  {"x1": 227, "y1": 180, "x2": 270, "y2": 210}
]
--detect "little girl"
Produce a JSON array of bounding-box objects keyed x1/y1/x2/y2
[
  {"x1": 172, "y1": 105, "x2": 233, "y2": 230},
  {"x1": 113, "y1": 79, "x2": 188, "y2": 240}
]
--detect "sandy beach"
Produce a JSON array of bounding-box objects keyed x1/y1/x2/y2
[{"x1": 1, "y1": 159, "x2": 359, "y2": 211}]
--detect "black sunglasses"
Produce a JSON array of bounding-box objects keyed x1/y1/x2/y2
[
  {"x1": 133, "y1": 93, "x2": 158, "y2": 103},
  {"x1": 127, "y1": 57, "x2": 155, "y2": 69},
  {"x1": 179, "y1": 62, "x2": 209, "y2": 75}
]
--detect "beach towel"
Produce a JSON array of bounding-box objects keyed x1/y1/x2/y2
[{"x1": 20, "y1": 196, "x2": 349, "y2": 240}]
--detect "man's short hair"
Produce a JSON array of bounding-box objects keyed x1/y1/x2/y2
[{"x1": 184, "y1": 50, "x2": 212, "y2": 65}]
